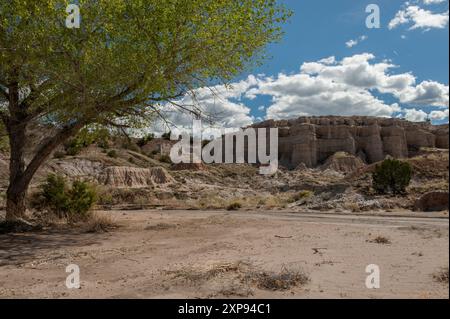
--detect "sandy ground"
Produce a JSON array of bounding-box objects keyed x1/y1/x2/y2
[{"x1": 0, "y1": 209, "x2": 448, "y2": 299}]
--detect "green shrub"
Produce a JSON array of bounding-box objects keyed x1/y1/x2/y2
[
  {"x1": 41, "y1": 174, "x2": 70, "y2": 215},
  {"x1": 107, "y1": 150, "x2": 118, "y2": 158},
  {"x1": 137, "y1": 133, "x2": 155, "y2": 147},
  {"x1": 121, "y1": 140, "x2": 141, "y2": 153},
  {"x1": 98, "y1": 193, "x2": 114, "y2": 205},
  {"x1": 64, "y1": 138, "x2": 84, "y2": 156},
  {"x1": 40, "y1": 174, "x2": 97, "y2": 221},
  {"x1": 0, "y1": 136, "x2": 9, "y2": 153},
  {"x1": 372, "y1": 158, "x2": 413, "y2": 195},
  {"x1": 64, "y1": 126, "x2": 111, "y2": 155},
  {"x1": 67, "y1": 181, "x2": 97, "y2": 220},
  {"x1": 161, "y1": 132, "x2": 171, "y2": 140},
  {"x1": 97, "y1": 139, "x2": 110, "y2": 149}
]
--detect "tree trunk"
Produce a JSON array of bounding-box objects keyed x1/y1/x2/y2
[
  {"x1": 5, "y1": 186, "x2": 27, "y2": 221},
  {"x1": 3, "y1": 82, "x2": 86, "y2": 222},
  {"x1": 4, "y1": 82, "x2": 29, "y2": 221},
  {"x1": 4, "y1": 121, "x2": 85, "y2": 221},
  {"x1": 5, "y1": 122, "x2": 29, "y2": 220}
]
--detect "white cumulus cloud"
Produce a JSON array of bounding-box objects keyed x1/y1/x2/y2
[
  {"x1": 389, "y1": 4, "x2": 449, "y2": 30},
  {"x1": 429, "y1": 108, "x2": 449, "y2": 120},
  {"x1": 403, "y1": 108, "x2": 428, "y2": 122},
  {"x1": 152, "y1": 53, "x2": 449, "y2": 131},
  {"x1": 346, "y1": 35, "x2": 368, "y2": 48},
  {"x1": 245, "y1": 53, "x2": 448, "y2": 120},
  {"x1": 423, "y1": 0, "x2": 446, "y2": 5}
]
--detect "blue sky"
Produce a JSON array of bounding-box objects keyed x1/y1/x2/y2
[
  {"x1": 162, "y1": 0, "x2": 449, "y2": 132},
  {"x1": 243, "y1": 0, "x2": 449, "y2": 123},
  {"x1": 252, "y1": 0, "x2": 448, "y2": 80}
]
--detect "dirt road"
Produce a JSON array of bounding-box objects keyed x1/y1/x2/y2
[{"x1": 1, "y1": 209, "x2": 448, "y2": 299}]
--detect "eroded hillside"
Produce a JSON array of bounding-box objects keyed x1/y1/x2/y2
[{"x1": 0, "y1": 117, "x2": 448, "y2": 213}]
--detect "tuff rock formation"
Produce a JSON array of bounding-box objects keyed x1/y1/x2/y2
[
  {"x1": 252, "y1": 116, "x2": 449, "y2": 168},
  {"x1": 98, "y1": 166, "x2": 174, "y2": 188},
  {"x1": 320, "y1": 152, "x2": 365, "y2": 174}
]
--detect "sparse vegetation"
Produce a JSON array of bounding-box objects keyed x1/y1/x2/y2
[
  {"x1": 166, "y1": 261, "x2": 251, "y2": 284},
  {"x1": 159, "y1": 154, "x2": 172, "y2": 164},
  {"x1": 245, "y1": 266, "x2": 310, "y2": 291},
  {"x1": 227, "y1": 201, "x2": 242, "y2": 211},
  {"x1": 165, "y1": 261, "x2": 309, "y2": 293},
  {"x1": 432, "y1": 268, "x2": 449, "y2": 284},
  {"x1": 97, "y1": 187, "x2": 153, "y2": 206},
  {"x1": 137, "y1": 133, "x2": 155, "y2": 147},
  {"x1": 64, "y1": 126, "x2": 110, "y2": 156},
  {"x1": 84, "y1": 213, "x2": 117, "y2": 233},
  {"x1": 290, "y1": 190, "x2": 314, "y2": 203},
  {"x1": 368, "y1": 236, "x2": 391, "y2": 245},
  {"x1": 372, "y1": 158, "x2": 413, "y2": 195},
  {"x1": 121, "y1": 140, "x2": 141, "y2": 153},
  {"x1": 0, "y1": 125, "x2": 9, "y2": 153},
  {"x1": 107, "y1": 150, "x2": 118, "y2": 158}
]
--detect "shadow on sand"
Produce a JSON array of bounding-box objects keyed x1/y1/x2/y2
[{"x1": 0, "y1": 229, "x2": 105, "y2": 267}]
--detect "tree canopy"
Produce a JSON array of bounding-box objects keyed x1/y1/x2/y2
[
  {"x1": 1, "y1": 0, "x2": 289, "y2": 125},
  {"x1": 0, "y1": 0, "x2": 290, "y2": 220}
]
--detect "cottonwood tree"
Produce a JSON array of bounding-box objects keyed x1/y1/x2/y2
[{"x1": 0, "y1": 0, "x2": 290, "y2": 222}]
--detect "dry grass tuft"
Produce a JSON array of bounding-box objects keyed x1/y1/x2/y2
[
  {"x1": 368, "y1": 236, "x2": 392, "y2": 245},
  {"x1": 166, "y1": 262, "x2": 309, "y2": 293},
  {"x1": 290, "y1": 190, "x2": 314, "y2": 203},
  {"x1": 245, "y1": 266, "x2": 310, "y2": 291},
  {"x1": 84, "y1": 213, "x2": 117, "y2": 233},
  {"x1": 433, "y1": 268, "x2": 449, "y2": 284},
  {"x1": 226, "y1": 201, "x2": 242, "y2": 211},
  {"x1": 166, "y1": 261, "x2": 250, "y2": 283}
]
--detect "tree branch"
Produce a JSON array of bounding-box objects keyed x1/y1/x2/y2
[
  {"x1": 18, "y1": 120, "x2": 86, "y2": 191},
  {"x1": 19, "y1": 79, "x2": 53, "y2": 110}
]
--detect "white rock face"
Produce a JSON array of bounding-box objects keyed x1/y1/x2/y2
[{"x1": 253, "y1": 116, "x2": 449, "y2": 168}]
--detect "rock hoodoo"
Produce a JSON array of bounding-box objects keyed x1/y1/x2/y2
[
  {"x1": 320, "y1": 152, "x2": 366, "y2": 174},
  {"x1": 252, "y1": 116, "x2": 449, "y2": 168}
]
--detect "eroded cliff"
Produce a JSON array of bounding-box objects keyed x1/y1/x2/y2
[{"x1": 253, "y1": 116, "x2": 449, "y2": 168}]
